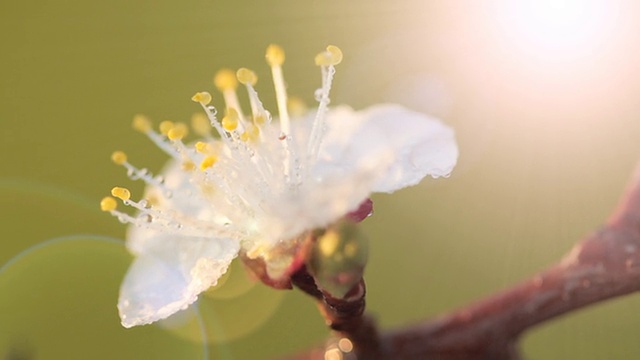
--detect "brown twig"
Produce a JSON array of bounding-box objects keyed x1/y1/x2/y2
[
  {"x1": 290, "y1": 163, "x2": 640, "y2": 359},
  {"x1": 290, "y1": 266, "x2": 381, "y2": 359}
]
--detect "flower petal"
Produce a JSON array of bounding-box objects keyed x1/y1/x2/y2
[
  {"x1": 256, "y1": 150, "x2": 395, "y2": 246},
  {"x1": 321, "y1": 104, "x2": 458, "y2": 193},
  {"x1": 118, "y1": 234, "x2": 239, "y2": 328}
]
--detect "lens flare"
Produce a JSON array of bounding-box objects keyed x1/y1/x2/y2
[{"x1": 497, "y1": 0, "x2": 618, "y2": 60}]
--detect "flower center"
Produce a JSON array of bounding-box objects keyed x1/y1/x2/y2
[{"x1": 101, "y1": 45, "x2": 344, "y2": 248}]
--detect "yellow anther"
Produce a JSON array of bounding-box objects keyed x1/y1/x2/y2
[
  {"x1": 254, "y1": 114, "x2": 266, "y2": 125},
  {"x1": 182, "y1": 161, "x2": 196, "y2": 171},
  {"x1": 214, "y1": 69, "x2": 238, "y2": 91},
  {"x1": 226, "y1": 107, "x2": 239, "y2": 119},
  {"x1": 111, "y1": 151, "x2": 127, "y2": 165},
  {"x1": 200, "y1": 155, "x2": 218, "y2": 170},
  {"x1": 315, "y1": 45, "x2": 343, "y2": 66},
  {"x1": 287, "y1": 96, "x2": 307, "y2": 117},
  {"x1": 191, "y1": 113, "x2": 211, "y2": 136},
  {"x1": 167, "y1": 122, "x2": 188, "y2": 141},
  {"x1": 265, "y1": 44, "x2": 285, "y2": 66},
  {"x1": 159, "y1": 120, "x2": 174, "y2": 136},
  {"x1": 240, "y1": 124, "x2": 260, "y2": 142},
  {"x1": 111, "y1": 187, "x2": 131, "y2": 201},
  {"x1": 132, "y1": 114, "x2": 152, "y2": 133},
  {"x1": 191, "y1": 91, "x2": 212, "y2": 105},
  {"x1": 222, "y1": 115, "x2": 238, "y2": 131},
  {"x1": 236, "y1": 68, "x2": 258, "y2": 86},
  {"x1": 326, "y1": 45, "x2": 343, "y2": 64},
  {"x1": 195, "y1": 141, "x2": 210, "y2": 153},
  {"x1": 221, "y1": 107, "x2": 239, "y2": 131},
  {"x1": 100, "y1": 196, "x2": 117, "y2": 212}
]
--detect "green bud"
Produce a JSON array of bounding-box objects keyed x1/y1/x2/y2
[{"x1": 307, "y1": 221, "x2": 369, "y2": 298}]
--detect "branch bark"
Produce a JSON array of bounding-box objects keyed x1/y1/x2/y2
[{"x1": 290, "y1": 164, "x2": 640, "y2": 359}]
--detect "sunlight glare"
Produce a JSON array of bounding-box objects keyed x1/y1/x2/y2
[{"x1": 499, "y1": 0, "x2": 617, "y2": 59}]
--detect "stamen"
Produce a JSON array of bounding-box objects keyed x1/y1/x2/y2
[
  {"x1": 132, "y1": 114, "x2": 152, "y2": 133},
  {"x1": 265, "y1": 44, "x2": 290, "y2": 135},
  {"x1": 111, "y1": 187, "x2": 131, "y2": 201},
  {"x1": 111, "y1": 151, "x2": 127, "y2": 165},
  {"x1": 191, "y1": 91, "x2": 268, "y2": 196},
  {"x1": 308, "y1": 45, "x2": 342, "y2": 162},
  {"x1": 100, "y1": 196, "x2": 117, "y2": 212},
  {"x1": 237, "y1": 68, "x2": 267, "y2": 121},
  {"x1": 191, "y1": 91, "x2": 212, "y2": 105},
  {"x1": 314, "y1": 45, "x2": 343, "y2": 66},
  {"x1": 214, "y1": 69, "x2": 246, "y2": 122},
  {"x1": 194, "y1": 141, "x2": 210, "y2": 153},
  {"x1": 167, "y1": 122, "x2": 188, "y2": 141},
  {"x1": 131, "y1": 116, "x2": 182, "y2": 160},
  {"x1": 107, "y1": 178, "x2": 246, "y2": 239},
  {"x1": 214, "y1": 69, "x2": 238, "y2": 91},
  {"x1": 200, "y1": 155, "x2": 218, "y2": 170},
  {"x1": 254, "y1": 114, "x2": 267, "y2": 125},
  {"x1": 192, "y1": 95, "x2": 231, "y2": 141},
  {"x1": 240, "y1": 124, "x2": 260, "y2": 142},
  {"x1": 159, "y1": 121, "x2": 175, "y2": 136},
  {"x1": 111, "y1": 153, "x2": 174, "y2": 199},
  {"x1": 265, "y1": 44, "x2": 285, "y2": 66},
  {"x1": 107, "y1": 195, "x2": 183, "y2": 234},
  {"x1": 164, "y1": 122, "x2": 198, "y2": 168},
  {"x1": 222, "y1": 108, "x2": 239, "y2": 132},
  {"x1": 236, "y1": 68, "x2": 257, "y2": 86}
]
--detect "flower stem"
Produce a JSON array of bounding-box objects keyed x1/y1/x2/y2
[
  {"x1": 290, "y1": 161, "x2": 640, "y2": 359},
  {"x1": 290, "y1": 266, "x2": 381, "y2": 358}
]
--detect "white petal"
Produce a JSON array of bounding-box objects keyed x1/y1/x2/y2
[
  {"x1": 257, "y1": 152, "x2": 393, "y2": 244},
  {"x1": 320, "y1": 104, "x2": 458, "y2": 193},
  {"x1": 118, "y1": 234, "x2": 239, "y2": 328}
]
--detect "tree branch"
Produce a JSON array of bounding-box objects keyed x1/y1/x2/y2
[{"x1": 290, "y1": 163, "x2": 640, "y2": 359}]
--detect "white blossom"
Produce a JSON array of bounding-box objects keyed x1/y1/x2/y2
[{"x1": 101, "y1": 45, "x2": 458, "y2": 328}]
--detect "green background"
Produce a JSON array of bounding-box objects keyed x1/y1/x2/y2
[{"x1": 2, "y1": 1, "x2": 640, "y2": 359}]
